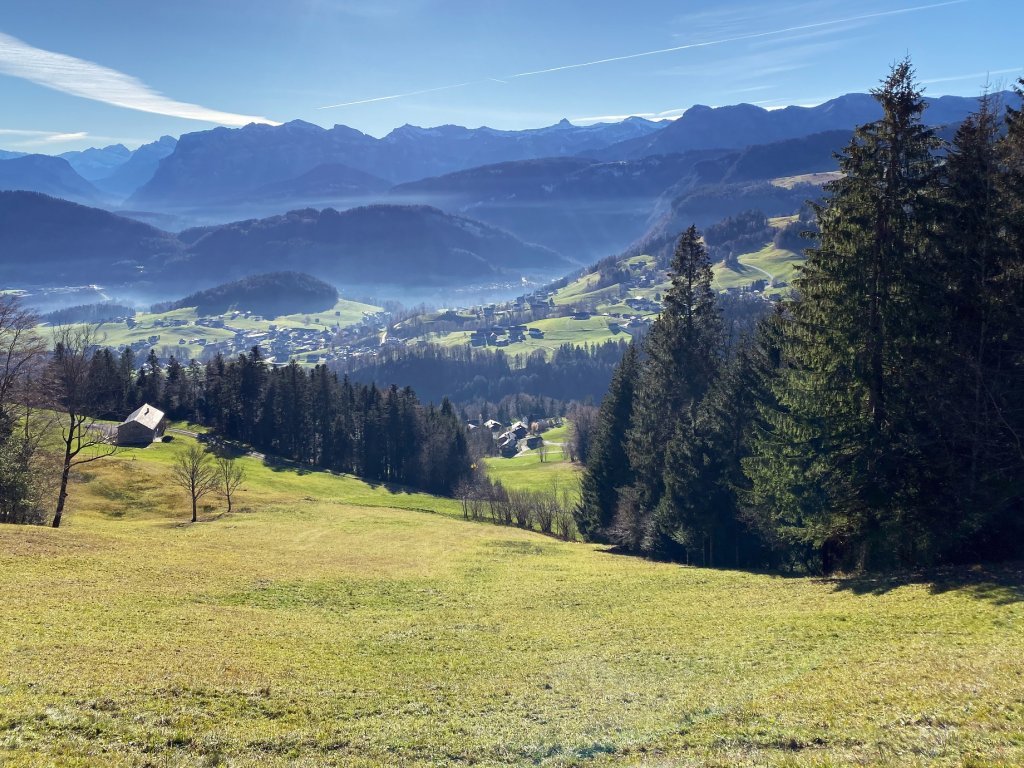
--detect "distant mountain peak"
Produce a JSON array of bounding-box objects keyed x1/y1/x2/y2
[{"x1": 281, "y1": 119, "x2": 323, "y2": 131}]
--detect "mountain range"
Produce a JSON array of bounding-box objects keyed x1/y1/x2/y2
[
  {"x1": 2, "y1": 92, "x2": 1008, "y2": 214},
  {"x1": 0, "y1": 191, "x2": 566, "y2": 293},
  {"x1": 1, "y1": 89, "x2": 1016, "y2": 305}
]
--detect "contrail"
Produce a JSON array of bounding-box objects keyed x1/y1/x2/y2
[
  {"x1": 319, "y1": 81, "x2": 477, "y2": 109},
  {"x1": 921, "y1": 66, "x2": 1023, "y2": 85},
  {"x1": 506, "y1": 1, "x2": 968, "y2": 79},
  {"x1": 0, "y1": 31, "x2": 280, "y2": 126},
  {"x1": 317, "y1": 0, "x2": 968, "y2": 110}
]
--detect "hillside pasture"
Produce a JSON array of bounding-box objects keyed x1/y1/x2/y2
[
  {"x1": 433, "y1": 314, "x2": 632, "y2": 356},
  {"x1": 2, "y1": 441, "x2": 1022, "y2": 766},
  {"x1": 713, "y1": 243, "x2": 803, "y2": 295},
  {"x1": 38, "y1": 297, "x2": 381, "y2": 362}
]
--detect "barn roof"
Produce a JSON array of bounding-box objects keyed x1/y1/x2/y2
[{"x1": 122, "y1": 403, "x2": 165, "y2": 431}]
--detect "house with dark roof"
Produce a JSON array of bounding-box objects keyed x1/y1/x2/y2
[{"x1": 116, "y1": 403, "x2": 167, "y2": 446}]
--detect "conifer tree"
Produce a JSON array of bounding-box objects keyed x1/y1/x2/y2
[
  {"x1": 932, "y1": 93, "x2": 1017, "y2": 548},
  {"x1": 745, "y1": 59, "x2": 942, "y2": 570},
  {"x1": 576, "y1": 342, "x2": 639, "y2": 540},
  {"x1": 660, "y1": 312, "x2": 782, "y2": 567},
  {"x1": 625, "y1": 225, "x2": 722, "y2": 553}
]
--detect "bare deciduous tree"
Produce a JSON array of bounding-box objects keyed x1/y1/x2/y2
[
  {"x1": 48, "y1": 325, "x2": 117, "y2": 528},
  {"x1": 172, "y1": 444, "x2": 219, "y2": 523},
  {"x1": 0, "y1": 297, "x2": 46, "y2": 423},
  {"x1": 0, "y1": 297, "x2": 58, "y2": 526},
  {"x1": 215, "y1": 454, "x2": 245, "y2": 513}
]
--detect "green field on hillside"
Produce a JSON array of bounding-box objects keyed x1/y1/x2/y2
[
  {"x1": 483, "y1": 445, "x2": 581, "y2": 497},
  {"x1": 1, "y1": 434, "x2": 1022, "y2": 766},
  {"x1": 713, "y1": 244, "x2": 803, "y2": 294},
  {"x1": 40, "y1": 297, "x2": 381, "y2": 361},
  {"x1": 551, "y1": 256, "x2": 661, "y2": 309},
  {"x1": 433, "y1": 314, "x2": 633, "y2": 355},
  {"x1": 771, "y1": 171, "x2": 843, "y2": 189}
]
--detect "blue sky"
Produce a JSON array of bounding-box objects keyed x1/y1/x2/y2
[{"x1": 1, "y1": 0, "x2": 1020, "y2": 152}]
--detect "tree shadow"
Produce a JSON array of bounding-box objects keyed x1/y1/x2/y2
[
  {"x1": 259, "y1": 455, "x2": 425, "y2": 496},
  {"x1": 595, "y1": 546, "x2": 1023, "y2": 606},
  {"x1": 828, "y1": 563, "x2": 1024, "y2": 606}
]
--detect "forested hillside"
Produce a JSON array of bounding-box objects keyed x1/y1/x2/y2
[{"x1": 578, "y1": 63, "x2": 1024, "y2": 572}]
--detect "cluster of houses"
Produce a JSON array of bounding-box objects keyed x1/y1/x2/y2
[
  {"x1": 468, "y1": 417, "x2": 560, "y2": 457},
  {"x1": 469, "y1": 324, "x2": 545, "y2": 347},
  {"x1": 112, "y1": 309, "x2": 391, "y2": 367},
  {"x1": 721, "y1": 279, "x2": 774, "y2": 297},
  {"x1": 623, "y1": 296, "x2": 661, "y2": 312}
]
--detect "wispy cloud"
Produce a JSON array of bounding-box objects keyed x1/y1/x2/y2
[
  {"x1": 319, "y1": 0, "x2": 968, "y2": 110},
  {"x1": 921, "y1": 66, "x2": 1023, "y2": 85},
  {"x1": 0, "y1": 127, "x2": 87, "y2": 145},
  {"x1": 0, "y1": 127, "x2": 147, "y2": 149},
  {"x1": 0, "y1": 31, "x2": 279, "y2": 126},
  {"x1": 40, "y1": 131, "x2": 88, "y2": 143}
]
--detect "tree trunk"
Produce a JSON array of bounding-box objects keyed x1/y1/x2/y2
[
  {"x1": 191, "y1": 496, "x2": 198, "y2": 523},
  {"x1": 53, "y1": 431, "x2": 75, "y2": 528},
  {"x1": 53, "y1": 464, "x2": 71, "y2": 528}
]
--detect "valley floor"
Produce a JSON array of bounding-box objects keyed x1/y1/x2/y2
[{"x1": 1, "y1": 437, "x2": 1022, "y2": 767}]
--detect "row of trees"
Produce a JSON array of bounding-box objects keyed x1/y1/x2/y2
[
  {"x1": 347, "y1": 341, "x2": 631, "y2": 410},
  {"x1": 578, "y1": 62, "x2": 1024, "y2": 572},
  {"x1": 1, "y1": 312, "x2": 475, "y2": 527},
  {"x1": 456, "y1": 476, "x2": 578, "y2": 540},
  {"x1": 80, "y1": 346, "x2": 474, "y2": 497}
]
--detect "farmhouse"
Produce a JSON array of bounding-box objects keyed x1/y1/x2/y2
[
  {"x1": 116, "y1": 403, "x2": 167, "y2": 446},
  {"x1": 520, "y1": 435, "x2": 542, "y2": 450}
]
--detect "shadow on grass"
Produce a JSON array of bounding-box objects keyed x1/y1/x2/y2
[
  {"x1": 597, "y1": 546, "x2": 1024, "y2": 606},
  {"x1": 260, "y1": 454, "x2": 424, "y2": 496},
  {"x1": 828, "y1": 563, "x2": 1024, "y2": 606}
]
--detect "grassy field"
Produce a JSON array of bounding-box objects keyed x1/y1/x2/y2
[
  {"x1": 713, "y1": 244, "x2": 803, "y2": 295},
  {"x1": 2, "y1": 435, "x2": 1023, "y2": 766},
  {"x1": 433, "y1": 314, "x2": 634, "y2": 356},
  {"x1": 41, "y1": 297, "x2": 381, "y2": 361},
  {"x1": 771, "y1": 172, "x2": 843, "y2": 189},
  {"x1": 483, "y1": 444, "x2": 582, "y2": 498}
]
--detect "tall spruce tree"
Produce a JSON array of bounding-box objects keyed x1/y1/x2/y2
[
  {"x1": 660, "y1": 310, "x2": 785, "y2": 567},
  {"x1": 745, "y1": 59, "x2": 942, "y2": 571},
  {"x1": 933, "y1": 93, "x2": 1019, "y2": 553},
  {"x1": 625, "y1": 225, "x2": 722, "y2": 554},
  {"x1": 576, "y1": 342, "x2": 639, "y2": 541}
]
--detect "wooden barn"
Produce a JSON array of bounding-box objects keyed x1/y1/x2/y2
[{"x1": 116, "y1": 404, "x2": 167, "y2": 446}]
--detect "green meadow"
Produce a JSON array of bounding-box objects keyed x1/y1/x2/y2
[
  {"x1": 432, "y1": 314, "x2": 634, "y2": 355},
  {"x1": 40, "y1": 297, "x2": 381, "y2": 361},
  {"x1": 712, "y1": 244, "x2": 803, "y2": 295},
  {"x1": 482, "y1": 442, "x2": 582, "y2": 498},
  {"x1": 1, "y1": 434, "x2": 1022, "y2": 767}
]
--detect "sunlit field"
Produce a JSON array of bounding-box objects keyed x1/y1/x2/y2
[{"x1": 1, "y1": 435, "x2": 1021, "y2": 767}]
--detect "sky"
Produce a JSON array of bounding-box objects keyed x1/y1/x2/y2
[{"x1": 1, "y1": 0, "x2": 1021, "y2": 152}]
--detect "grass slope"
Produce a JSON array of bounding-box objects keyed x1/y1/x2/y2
[
  {"x1": 713, "y1": 243, "x2": 803, "y2": 295},
  {"x1": 483, "y1": 445, "x2": 582, "y2": 498},
  {"x1": 1, "y1": 436, "x2": 1022, "y2": 766},
  {"x1": 433, "y1": 315, "x2": 633, "y2": 355},
  {"x1": 44, "y1": 297, "x2": 381, "y2": 362}
]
